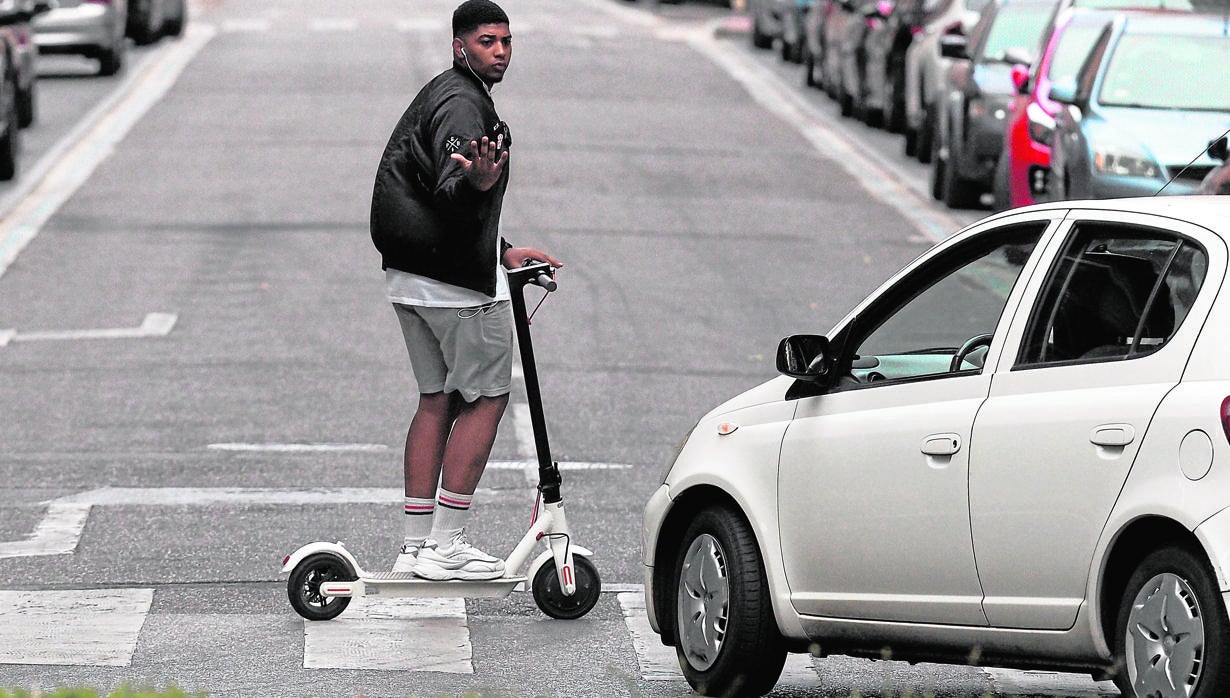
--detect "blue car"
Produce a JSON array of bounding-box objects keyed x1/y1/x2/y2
[{"x1": 1048, "y1": 11, "x2": 1230, "y2": 201}]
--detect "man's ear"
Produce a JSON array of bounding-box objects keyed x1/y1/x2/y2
[{"x1": 452, "y1": 37, "x2": 464, "y2": 61}]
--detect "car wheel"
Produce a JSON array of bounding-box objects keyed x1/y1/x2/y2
[
  {"x1": 942, "y1": 125, "x2": 981, "y2": 208},
  {"x1": 804, "y1": 45, "x2": 818, "y2": 88},
  {"x1": 0, "y1": 82, "x2": 21, "y2": 181},
  {"x1": 17, "y1": 80, "x2": 35, "y2": 129},
  {"x1": 751, "y1": 15, "x2": 773, "y2": 50},
  {"x1": 929, "y1": 119, "x2": 946, "y2": 201},
  {"x1": 98, "y1": 38, "x2": 126, "y2": 77},
  {"x1": 917, "y1": 102, "x2": 936, "y2": 165},
  {"x1": 672, "y1": 506, "x2": 787, "y2": 698},
  {"x1": 162, "y1": 0, "x2": 186, "y2": 38},
  {"x1": 1113, "y1": 546, "x2": 1230, "y2": 698},
  {"x1": 885, "y1": 63, "x2": 906, "y2": 134},
  {"x1": 904, "y1": 126, "x2": 918, "y2": 157},
  {"x1": 991, "y1": 155, "x2": 1010, "y2": 211}
]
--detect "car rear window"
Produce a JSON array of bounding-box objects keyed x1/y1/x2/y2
[
  {"x1": 979, "y1": 3, "x2": 1051, "y2": 62},
  {"x1": 1100, "y1": 33, "x2": 1230, "y2": 109},
  {"x1": 1047, "y1": 21, "x2": 1105, "y2": 82},
  {"x1": 1017, "y1": 223, "x2": 1208, "y2": 367}
]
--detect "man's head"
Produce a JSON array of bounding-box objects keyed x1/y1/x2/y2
[{"x1": 452, "y1": 0, "x2": 512, "y2": 85}]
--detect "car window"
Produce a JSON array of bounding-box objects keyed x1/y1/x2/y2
[
  {"x1": 965, "y1": 0, "x2": 993, "y2": 13},
  {"x1": 1099, "y1": 33, "x2": 1230, "y2": 110},
  {"x1": 1047, "y1": 20, "x2": 1104, "y2": 83},
  {"x1": 977, "y1": 2, "x2": 1050, "y2": 62},
  {"x1": 1016, "y1": 223, "x2": 1208, "y2": 367},
  {"x1": 1075, "y1": 0, "x2": 1192, "y2": 7},
  {"x1": 849, "y1": 223, "x2": 1044, "y2": 384}
]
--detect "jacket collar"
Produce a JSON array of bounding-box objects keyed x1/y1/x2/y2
[{"x1": 452, "y1": 61, "x2": 493, "y2": 94}]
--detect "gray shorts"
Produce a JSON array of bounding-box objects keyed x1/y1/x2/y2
[{"x1": 393, "y1": 301, "x2": 513, "y2": 402}]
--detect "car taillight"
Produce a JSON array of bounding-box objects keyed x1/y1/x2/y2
[{"x1": 1221, "y1": 397, "x2": 1230, "y2": 445}]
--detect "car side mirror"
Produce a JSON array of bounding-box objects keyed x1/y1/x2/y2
[
  {"x1": 939, "y1": 33, "x2": 969, "y2": 60},
  {"x1": 1049, "y1": 79, "x2": 1078, "y2": 106},
  {"x1": 1010, "y1": 63, "x2": 1030, "y2": 95},
  {"x1": 777, "y1": 335, "x2": 832, "y2": 383},
  {"x1": 1209, "y1": 136, "x2": 1229, "y2": 163}
]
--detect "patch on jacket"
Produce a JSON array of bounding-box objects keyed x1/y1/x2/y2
[{"x1": 444, "y1": 135, "x2": 464, "y2": 153}]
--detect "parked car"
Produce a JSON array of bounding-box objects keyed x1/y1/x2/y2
[
  {"x1": 1049, "y1": 12, "x2": 1230, "y2": 200},
  {"x1": 780, "y1": 0, "x2": 814, "y2": 63},
  {"x1": 829, "y1": 0, "x2": 883, "y2": 117},
  {"x1": 993, "y1": 6, "x2": 1115, "y2": 209},
  {"x1": 816, "y1": 0, "x2": 870, "y2": 106},
  {"x1": 901, "y1": 0, "x2": 990, "y2": 161},
  {"x1": 160, "y1": 0, "x2": 184, "y2": 38},
  {"x1": 0, "y1": 0, "x2": 52, "y2": 128},
  {"x1": 860, "y1": 0, "x2": 943, "y2": 132},
  {"x1": 0, "y1": 0, "x2": 44, "y2": 179},
  {"x1": 33, "y1": 0, "x2": 128, "y2": 77},
  {"x1": 837, "y1": 0, "x2": 895, "y2": 126},
  {"x1": 929, "y1": 0, "x2": 1051, "y2": 208},
  {"x1": 749, "y1": 0, "x2": 785, "y2": 51},
  {"x1": 644, "y1": 195, "x2": 1230, "y2": 698}
]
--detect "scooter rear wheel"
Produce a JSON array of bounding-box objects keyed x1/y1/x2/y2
[
  {"x1": 532, "y1": 556, "x2": 601, "y2": 620},
  {"x1": 288, "y1": 553, "x2": 356, "y2": 621}
]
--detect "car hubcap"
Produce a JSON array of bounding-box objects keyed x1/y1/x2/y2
[
  {"x1": 677, "y1": 533, "x2": 730, "y2": 671},
  {"x1": 1126, "y1": 572, "x2": 1205, "y2": 698}
]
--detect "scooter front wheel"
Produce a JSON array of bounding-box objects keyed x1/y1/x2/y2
[
  {"x1": 288, "y1": 552, "x2": 356, "y2": 621},
  {"x1": 532, "y1": 556, "x2": 601, "y2": 620}
]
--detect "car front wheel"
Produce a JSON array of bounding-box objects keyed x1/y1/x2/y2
[
  {"x1": 1113, "y1": 545, "x2": 1230, "y2": 698},
  {"x1": 673, "y1": 506, "x2": 787, "y2": 697}
]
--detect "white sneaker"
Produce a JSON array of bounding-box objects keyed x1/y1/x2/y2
[
  {"x1": 392, "y1": 543, "x2": 419, "y2": 574},
  {"x1": 412, "y1": 530, "x2": 506, "y2": 581}
]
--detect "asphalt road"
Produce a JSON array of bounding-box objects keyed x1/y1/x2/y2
[{"x1": 0, "y1": 0, "x2": 1117, "y2": 695}]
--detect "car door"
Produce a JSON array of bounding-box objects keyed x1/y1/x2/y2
[
  {"x1": 969, "y1": 210, "x2": 1218, "y2": 630},
  {"x1": 778, "y1": 213, "x2": 1055, "y2": 625}
]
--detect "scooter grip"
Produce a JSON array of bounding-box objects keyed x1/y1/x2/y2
[{"x1": 534, "y1": 272, "x2": 557, "y2": 292}]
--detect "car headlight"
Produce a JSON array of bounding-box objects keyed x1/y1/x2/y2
[
  {"x1": 660, "y1": 421, "x2": 698, "y2": 484},
  {"x1": 1092, "y1": 141, "x2": 1159, "y2": 178},
  {"x1": 1025, "y1": 101, "x2": 1054, "y2": 145}
]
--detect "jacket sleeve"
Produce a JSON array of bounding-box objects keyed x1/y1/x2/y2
[{"x1": 427, "y1": 93, "x2": 490, "y2": 211}]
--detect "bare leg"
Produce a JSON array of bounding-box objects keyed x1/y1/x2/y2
[
  {"x1": 440, "y1": 394, "x2": 509, "y2": 495},
  {"x1": 404, "y1": 392, "x2": 457, "y2": 500}
]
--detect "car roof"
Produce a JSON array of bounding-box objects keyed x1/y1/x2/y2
[
  {"x1": 983, "y1": 196, "x2": 1230, "y2": 238},
  {"x1": 1119, "y1": 9, "x2": 1230, "y2": 34}
]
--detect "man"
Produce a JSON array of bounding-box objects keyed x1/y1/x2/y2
[{"x1": 370, "y1": 0, "x2": 562, "y2": 581}]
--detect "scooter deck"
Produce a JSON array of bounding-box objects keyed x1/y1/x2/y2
[{"x1": 327, "y1": 572, "x2": 529, "y2": 599}]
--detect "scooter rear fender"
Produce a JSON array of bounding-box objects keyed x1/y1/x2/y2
[{"x1": 281, "y1": 541, "x2": 362, "y2": 576}]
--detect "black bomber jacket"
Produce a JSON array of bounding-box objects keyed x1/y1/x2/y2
[{"x1": 370, "y1": 63, "x2": 511, "y2": 297}]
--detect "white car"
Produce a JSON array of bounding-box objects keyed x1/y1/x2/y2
[{"x1": 643, "y1": 196, "x2": 1230, "y2": 698}]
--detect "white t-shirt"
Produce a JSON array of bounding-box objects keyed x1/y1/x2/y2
[{"x1": 386, "y1": 262, "x2": 510, "y2": 308}]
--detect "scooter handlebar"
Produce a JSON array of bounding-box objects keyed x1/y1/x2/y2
[{"x1": 509, "y1": 261, "x2": 558, "y2": 293}]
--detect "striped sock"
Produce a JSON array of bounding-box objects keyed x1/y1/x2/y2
[
  {"x1": 404, "y1": 496, "x2": 434, "y2": 549},
  {"x1": 431, "y1": 487, "x2": 473, "y2": 541}
]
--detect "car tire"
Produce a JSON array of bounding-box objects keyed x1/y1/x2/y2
[
  {"x1": 929, "y1": 120, "x2": 946, "y2": 201},
  {"x1": 803, "y1": 45, "x2": 818, "y2": 88},
  {"x1": 17, "y1": 80, "x2": 35, "y2": 129},
  {"x1": 0, "y1": 84, "x2": 21, "y2": 181},
  {"x1": 98, "y1": 37, "x2": 126, "y2": 77},
  {"x1": 1112, "y1": 545, "x2": 1230, "y2": 698},
  {"x1": 751, "y1": 16, "x2": 773, "y2": 50},
  {"x1": 672, "y1": 506, "x2": 787, "y2": 698},
  {"x1": 942, "y1": 125, "x2": 981, "y2": 208},
  {"x1": 885, "y1": 62, "x2": 906, "y2": 134},
  {"x1": 162, "y1": 0, "x2": 186, "y2": 38},
  {"x1": 991, "y1": 155, "x2": 1010, "y2": 211},
  {"x1": 904, "y1": 126, "x2": 919, "y2": 157},
  {"x1": 917, "y1": 102, "x2": 936, "y2": 165}
]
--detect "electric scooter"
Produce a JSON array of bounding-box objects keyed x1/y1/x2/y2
[{"x1": 282, "y1": 262, "x2": 601, "y2": 621}]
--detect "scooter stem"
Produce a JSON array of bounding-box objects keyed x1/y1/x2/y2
[{"x1": 506, "y1": 263, "x2": 563, "y2": 505}]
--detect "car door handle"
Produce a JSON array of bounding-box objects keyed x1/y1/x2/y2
[
  {"x1": 1091, "y1": 424, "x2": 1135, "y2": 448},
  {"x1": 921, "y1": 433, "x2": 962, "y2": 457}
]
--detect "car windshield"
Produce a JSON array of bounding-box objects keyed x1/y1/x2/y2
[
  {"x1": 966, "y1": 0, "x2": 993, "y2": 12},
  {"x1": 1075, "y1": 0, "x2": 1193, "y2": 8},
  {"x1": 979, "y1": 3, "x2": 1050, "y2": 63},
  {"x1": 1047, "y1": 21, "x2": 1104, "y2": 82},
  {"x1": 1099, "y1": 33, "x2": 1230, "y2": 109}
]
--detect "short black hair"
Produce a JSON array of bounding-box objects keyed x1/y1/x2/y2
[{"x1": 452, "y1": 0, "x2": 509, "y2": 37}]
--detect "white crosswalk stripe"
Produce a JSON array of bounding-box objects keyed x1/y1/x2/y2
[
  {"x1": 0, "y1": 589, "x2": 153, "y2": 666},
  {"x1": 303, "y1": 596, "x2": 471, "y2": 672}
]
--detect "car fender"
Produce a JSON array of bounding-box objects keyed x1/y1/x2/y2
[
  {"x1": 281, "y1": 541, "x2": 361, "y2": 576},
  {"x1": 654, "y1": 398, "x2": 805, "y2": 641},
  {"x1": 1196, "y1": 507, "x2": 1230, "y2": 592}
]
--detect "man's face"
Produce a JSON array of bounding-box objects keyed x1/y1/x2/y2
[{"x1": 454, "y1": 23, "x2": 512, "y2": 84}]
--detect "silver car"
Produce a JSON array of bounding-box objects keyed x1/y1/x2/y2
[
  {"x1": 644, "y1": 196, "x2": 1230, "y2": 698},
  {"x1": 33, "y1": 0, "x2": 128, "y2": 76}
]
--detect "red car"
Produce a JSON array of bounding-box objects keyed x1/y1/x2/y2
[{"x1": 994, "y1": 6, "x2": 1111, "y2": 209}]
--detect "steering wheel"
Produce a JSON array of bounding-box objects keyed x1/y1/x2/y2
[{"x1": 949, "y1": 333, "x2": 994, "y2": 372}]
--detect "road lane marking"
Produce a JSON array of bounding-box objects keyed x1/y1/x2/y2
[
  {"x1": 308, "y1": 18, "x2": 357, "y2": 33},
  {"x1": 207, "y1": 442, "x2": 389, "y2": 453},
  {"x1": 3, "y1": 312, "x2": 177, "y2": 345},
  {"x1": 0, "y1": 482, "x2": 633, "y2": 559},
  {"x1": 0, "y1": 589, "x2": 153, "y2": 666},
  {"x1": 0, "y1": 24, "x2": 215, "y2": 281},
  {"x1": 219, "y1": 19, "x2": 271, "y2": 33},
  {"x1": 302, "y1": 596, "x2": 472, "y2": 672}
]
